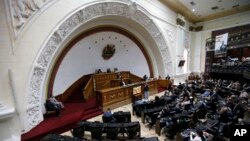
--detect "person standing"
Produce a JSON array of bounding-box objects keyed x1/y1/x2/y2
[{"x1": 144, "y1": 83, "x2": 149, "y2": 99}]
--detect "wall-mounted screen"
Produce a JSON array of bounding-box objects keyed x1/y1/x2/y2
[
  {"x1": 178, "y1": 60, "x2": 185, "y2": 67},
  {"x1": 215, "y1": 33, "x2": 228, "y2": 57}
]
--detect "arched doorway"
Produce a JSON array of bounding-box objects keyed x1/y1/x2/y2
[
  {"x1": 25, "y1": 1, "x2": 172, "y2": 132},
  {"x1": 49, "y1": 26, "x2": 154, "y2": 96}
]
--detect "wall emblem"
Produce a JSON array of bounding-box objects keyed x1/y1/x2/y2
[{"x1": 102, "y1": 44, "x2": 116, "y2": 60}]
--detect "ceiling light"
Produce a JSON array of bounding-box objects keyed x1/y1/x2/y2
[
  {"x1": 232, "y1": 4, "x2": 239, "y2": 8},
  {"x1": 190, "y1": 1, "x2": 196, "y2": 6},
  {"x1": 211, "y1": 6, "x2": 219, "y2": 10},
  {"x1": 192, "y1": 8, "x2": 195, "y2": 12}
]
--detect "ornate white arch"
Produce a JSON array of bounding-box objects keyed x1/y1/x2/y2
[{"x1": 25, "y1": 1, "x2": 172, "y2": 132}]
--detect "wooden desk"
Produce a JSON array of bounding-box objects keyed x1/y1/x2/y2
[
  {"x1": 96, "y1": 79, "x2": 158, "y2": 110},
  {"x1": 157, "y1": 79, "x2": 171, "y2": 89}
]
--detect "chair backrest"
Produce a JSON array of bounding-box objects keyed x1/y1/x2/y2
[
  {"x1": 126, "y1": 123, "x2": 140, "y2": 139},
  {"x1": 42, "y1": 134, "x2": 62, "y2": 141},
  {"x1": 71, "y1": 124, "x2": 85, "y2": 139},
  {"x1": 90, "y1": 126, "x2": 103, "y2": 140},
  {"x1": 106, "y1": 126, "x2": 120, "y2": 140},
  {"x1": 102, "y1": 115, "x2": 113, "y2": 123},
  {"x1": 184, "y1": 103, "x2": 192, "y2": 110}
]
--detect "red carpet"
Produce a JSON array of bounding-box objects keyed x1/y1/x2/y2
[{"x1": 21, "y1": 98, "x2": 103, "y2": 141}]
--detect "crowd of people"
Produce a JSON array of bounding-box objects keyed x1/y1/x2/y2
[{"x1": 133, "y1": 78, "x2": 250, "y2": 140}]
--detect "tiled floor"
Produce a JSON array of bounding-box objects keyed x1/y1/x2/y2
[{"x1": 61, "y1": 91, "x2": 174, "y2": 141}]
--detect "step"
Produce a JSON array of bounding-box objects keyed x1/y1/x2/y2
[
  {"x1": 67, "y1": 97, "x2": 83, "y2": 100},
  {"x1": 81, "y1": 111, "x2": 103, "y2": 120},
  {"x1": 83, "y1": 106, "x2": 102, "y2": 115},
  {"x1": 65, "y1": 100, "x2": 84, "y2": 103}
]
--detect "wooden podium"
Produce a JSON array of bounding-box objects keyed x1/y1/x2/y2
[{"x1": 96, "y1": 79, "x2": 158, "y2": 110}]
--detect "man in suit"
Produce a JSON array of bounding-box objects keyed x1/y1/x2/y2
[
  {"x1": 120, "y1": 79, "x2": 126, "y2": 86},
  {"x1": 144, "y1": 83, "x2": 149, "y2": 99}
]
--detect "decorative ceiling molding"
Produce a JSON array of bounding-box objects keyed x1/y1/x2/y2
[
  {"x1": 199, "y1": 4, "x2": 250, "y2": 22},
  {"x1": 25, "y1": 1, "x2": 172, "y2": 132},
  {"x1": 159, "y1": 0, "x2": 197, "y2": 22},
  {"x1": 5, "y1": 0, "x2": 57, "y2": 40},
  {"x1": 160, "y1": 0, "x2": 250, "y2": 23}
]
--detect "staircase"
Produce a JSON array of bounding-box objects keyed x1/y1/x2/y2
[
  {"x1": 65, "y1": 90, "x2": 84, "y2": 103},
  {"x1": 81, "y1": 97, "x2": 103, "y2": 120},
  {"x1": 61, "y1": 74, "x2": 91, "y2": 103}
]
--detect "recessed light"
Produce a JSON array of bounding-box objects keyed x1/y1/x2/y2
[
  {"x1": 232, "y1": 4, "x2": 239, "y2": 8},
  {"x1": 211, "y1": 6, "x2": 219, "y2": 10},
  {"x1": 192, "y1": 8, "x2": 195, "y2": 12},
  {"x1": 190, "y1": 1, "x2": 196, "y2": 6}
]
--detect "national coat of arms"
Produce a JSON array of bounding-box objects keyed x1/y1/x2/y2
[{"x1": 102, "y1": 44, "x2": 116, "y2": 60}]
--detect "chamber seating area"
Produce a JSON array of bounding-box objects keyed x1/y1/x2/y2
[
  {"x1": 36, "y1": 69, "x2": 250, "y2": 141},
  {"x1": 132, "y1": 78, "x2": 250, "y2": 140},
  {"x1": 39, "y1": 77, "x2": 250, "y2": 141},
  {"x1": 42, "y1": 133, "x2": 159, "y2": 141},
  {"x1": 70, "y1": 121, "x2": 141, "y2": 140}
]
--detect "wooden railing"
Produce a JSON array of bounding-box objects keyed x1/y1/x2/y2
[
  {"x1": 129, "y1": 73, "x2": 143, "y2": 83},
  {"x1": 82, "y1": 76, "x2": 94, "y2": 101},
  {"x1": 56, "y1": 72, "x2": 145, "y2": 102},
  {"x1": 157, "y1": 79, "x2": 172, "y2": 89},
  {"x1": 56, "y1": 74, "x2": 91, "y2": 102},
  {"x1": 93, "y1": 72, "x2": 117, "y2": 90}
]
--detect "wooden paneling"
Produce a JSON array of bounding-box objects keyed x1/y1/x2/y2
[
  {"x1": 129, "y1": 73, "x2": 143, "y2": 83},
  {"x1": 56, "y1": 74, "x2": 91, "y2": 102},
  {"x1": 93, "y1": 71, "x2": 130, "y2": 90},
  {"x1": 157, "y1": 79, "x2": 171, "y2": 89},
  {"x1": 96, "y1": 80, "x2": 158, "y2": 109},
  {"x1": 83, "y1": 76, "x2": 94, "y2": 101}
]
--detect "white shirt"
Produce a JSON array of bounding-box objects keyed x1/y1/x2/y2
[{"x1": 190, "y1": 135, "x2": 203, "y2": 141}]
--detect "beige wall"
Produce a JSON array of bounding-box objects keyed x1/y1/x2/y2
[{"x1": 3, "y1": 0, "x2": 249, "y2": 139}]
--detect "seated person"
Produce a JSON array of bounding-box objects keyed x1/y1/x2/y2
[
  {"x1": 107, "y1": 68, "x2": 111, "y2": 73},
  {"x1": 97, "y1": 69, "x2": 102, "y2": 73},
  {"x1": 143, "y1": 74, "x2": 148, "y2": 81},
  {"x1": 190, "y1": 130, "x2": 213, "y2": 141},
  {"x1": 154, "y1": 95, "x2": 165, "y2": 106},
  {"x1": 116, "y1": 72, "x2": 121, "y2": 79},
  {"x1": 158, "y1": 105, "x2": 171, "y2": 118},
  {"x1": 218, "y1": 106, "x2": 232, "y2": 123},
  {"x1": 240, "y1": 109, "x2": 250, "y2": 125},
  {"x1": 120, "y1": 79, "x2": 126, "y2": 86},
  {"x1": 180, "y1": 95, "x2": 191, "y2": 107},
  {"x1": 49, "y1": 96, "x2": 64, "y2": 109},
  {"x1": 103, "y1": 108, "x2": 115, "y2": 122},
  {"x1": 165, "y1": 75, "x2": 170, "y2": 80},
  {"x1": 239, "y1": 89, "x2": 248, "y2": 99},
  {"x1": 202, "y1": 89, "x2": 212, "y2": 98},
  {"x1": 104, "y1": 108, "x2": 113, "y2": 117},
  {"x1": 45, "y1": 99, "x2": 61, "y2": 116}
]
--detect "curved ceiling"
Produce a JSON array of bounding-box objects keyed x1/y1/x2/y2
[{"x1": 160, "y1": 0, "x2": 250, "y2": 23}]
